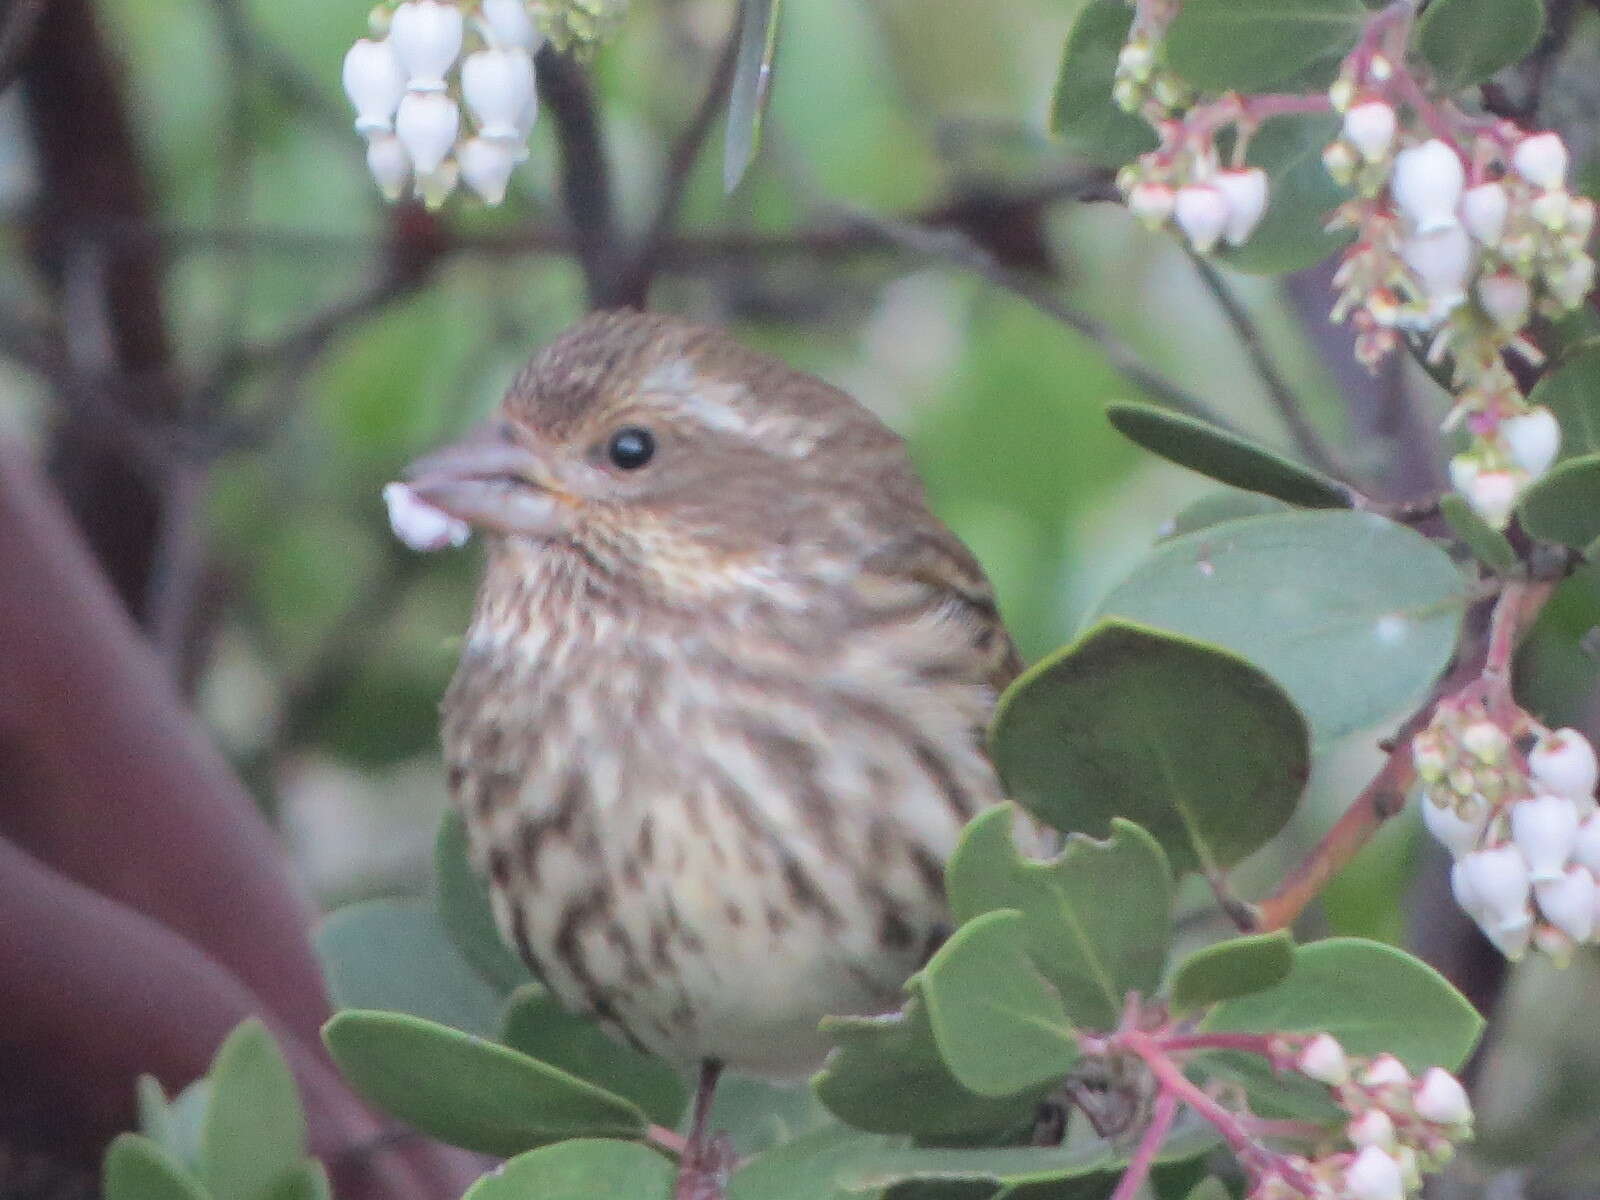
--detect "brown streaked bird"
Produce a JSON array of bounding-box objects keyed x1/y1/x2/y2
[{"x1": 404, "y1": 310, "x2": 1021, "y2": 1196}]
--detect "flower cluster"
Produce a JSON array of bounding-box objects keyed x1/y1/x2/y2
[
  {"x1": 1414, "y1": 705, "x2": 1600, "y2": 961},
  {"x1": 1110, "y1": 0, "x2": 1190, "y2": 117},
  {"x1": 342, "y1": 0, "x2": 543, "y2": 208},
  {"x1": 1120, "y1": 151, "x2": 1270, "y2": 255},
  {"x1": 1279, "y1": 1036, "x2": 1474, "y2": 1200}
]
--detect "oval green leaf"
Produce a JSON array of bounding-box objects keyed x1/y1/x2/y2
[
  {"x1": 1440, "y1": 492, "x2": 1519, "y2": 573},
  {"x1": 1516, "y1": 453, "x2": 1600, "y2": 550},
  {"x1": 436, "y1": 809, "x2": 535, "y2": 995},
  {"x1": 1165, "y1": 0, "x2": 1366, "y2": 92},
  {"x1": 918, "y1": 910, "x2": 1079, "y2": 1099},
  {"x1": 1220, "y1": 114, "x2": 1352, "y2": 275},
  {"x1": 316, "y1": 897, "x2": 505, "y2": 1037},
  {"x1": 265, "y1": 1164, "x2": 331, "y2": 1200},
  {"x1": 1091, "y1": 510, "x2": 1468, "y2": 743},
  {"x1": 1417, "y1": 0, "x2": 1544, "y2": 91},
  {"x1": 1106, "y1": 402, "x2": 1351, "y2": 509},
  {"x1": 323, "y1": 1010, "x2": 647, "y2": 1157},
  {"x1": 200, "y1": 1021, "x2": 307, "y2": 1200},
  {"x1": 1163, "y1": 491, "x2": 1294, "y2": 540},
  {"x1": 1167, "y1": 931, "x2": 1294, "y2": 1015},
  {"x1": 992, "y1": 621, "x2": 1310, "y2": 874},
  {"x1": 1050, "y1": 0, "x2": 1158, "y2": 167},
  {"x1": 463, "y1": 1140, "x2": 672, "y2": 1200},
  {"x1": 502, "y1": 985, "x2": 687, "y2": 1128},
  {"x1": 724, "y1": 0, "x2": 783, "y2": 191},
  {"x1": 1530, "y1": 339, "x2": 1600, "y2": 461},
  {"x1": 947, "y1": 807, "x2": 1173, "y2": 1030},
  {"x1": 104, "y1": 1135, "x2": 208, "y2": 1200}
]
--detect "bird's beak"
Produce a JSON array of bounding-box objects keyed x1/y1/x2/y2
[{"x1": 403, "y1": 424, "x2": 572, "y2": 539}]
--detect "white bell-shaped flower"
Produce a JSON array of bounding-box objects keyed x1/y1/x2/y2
[
  {"x1": 1421, "y1": 796, "x2": 1487, "y2": 858},
  {"x1": 1173, "y1": 184, "x2": 1230, "y2": 253},
  {"x1": 1460, "y1": 182, "x2": 1509, "y2": 246},
  {"x1": 1391, "y1": 139, "x2": 1465, "y2": 235},
  {"x1": 1345, "y1": 1146, "x2": 1405, "y2": 1200},
  {"x1": 1413, "y1": 1067, "x2": 1473, "y2": 1127},
  {"x1": 417, "y1": 160, "x2": 461, "y2": 209},
  {"x1": 481, "y1": 0, "x2": 540, "y2": 49},
  {"x1": 389, "y1": 0, "x2": 464, "y2": 92},
  {"x1": 1511, "y1": 794, "x2": 1580, "y2": 882},
  {"x1": 1127, "y1": 182, "x2": 1176, "y2": 229},
  {"x1": 1570, "y1": 196, "x2": 1596, "y2": 244},
  {"x1": 1461, "y1": 720, "x2": 1508, "y2": 763},
  {"x1": 1513, "y1": 132, "x2": 1570, "y2": 189},
  {"x1": 364, "y1": 132, "x2": 412, "y2": 202},
  {"x1": 1573, "y1": 811, "x2": 1600, "y2": 874},
  {"x1": 1297, "y1": 1033, "x2": 1349, "y2": 1085},
  {"x1": 1348, "y1": 1109, "x2": 1398, "y2": 1150},
  {"x1": 395, "y1": 91, "x2": 460, "y2": 175},
  {"x1": 1536, "y1": 864, "x2": 1597, "y2": 942},
  {"x1": 1501, "y1": 408, "x2": 1562, "y2": 482},
  {"x1": 1362, "y1": 1053, "x2": 1412, "y2": 1089},
  {"x1": 1549, "y1": 255, "x2": 1596, "y2": 310},
  {"x1": 1476, "y1": 270, "x2": 1531, "y2": 333},
  {"x1": 343, "y1": 39, "x2": 408, "y2": 134},
  {"x1": 1484, "y1": 914, "x2": 1533, "y2": 959},
  {"x1": 1343, "y1": 100, "x2": 1397, "y2": 162},
  {"x1": 462, "y1": 48, "x2": 537, "y2": 141},
  {"x1": 383, "y1": 482, "x2": 470, "y2": 551},
  {"x1": 1462, "y1": 465, "x2": 1520, "y2": 528},
  {"x1": 1214, "y1": 168, "x2": 1269, "y2": 246},
  {"x1": 1400, "y1": 224, "x2": 1475, "y2": 318},
  {"x1": 459, "y1": 137, "x2": 518, "y2": 205},
  {"x1": 1458, "y1": 844, "x2": 1533, "y2": 931}
]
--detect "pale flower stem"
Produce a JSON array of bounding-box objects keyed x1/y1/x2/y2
[
  {"x1": 1109, "y1": 1089, "x2": 1179, "y2": 1200},
  {"x1": 647, "y1": 1124, "x2": 688, "y2": 1160}
]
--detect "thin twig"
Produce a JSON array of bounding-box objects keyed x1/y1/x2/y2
[
  {"x1": 1186, "y1": 250, "x2": 1351, "y2": 480},
  {"x1": 535, "y1": 46, "x2": 623, "y2": 308}
]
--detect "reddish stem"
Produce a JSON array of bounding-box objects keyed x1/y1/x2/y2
[
  {"x1": 1109, "y1": 1090, "x2": 1179, "y2": 1200},
  {"x1": 1157, "y1": 1032, "x2": 1279, "y2": 1056}
]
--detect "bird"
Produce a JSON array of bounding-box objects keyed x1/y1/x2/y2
[{"x1": 401, "y1": 309, "x2": 1021, "y2": 1197}]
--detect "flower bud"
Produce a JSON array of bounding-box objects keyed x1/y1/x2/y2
[
  {"x1": 1534, "y1": 922, "x2": 1575, "y2": 963},
  {"x1": 481, "y1": 0, "x2": 539, "y2": 49},
  {"x1": 364, "y1": 131, "x2": 411, "y2": 201},
  {"x1": 1569, "y1": 196, "x2": 1595, "y2": 245},
  {"x1": 1343, "y1": 101, "x2": 1397, "y2": 162},
  {"x1": 1422, "y1": 795, "x2": 1487, "y2": 858},
  {"x1": 462, "y1": 48, "x2": 537, "y2": 141},
  {"x1": 1461, "y1": 466, "x2": 1519, "y2": 528},
  {"x1": 1476, "y1": 270, "x2": 1531, "y2": 333},
  {"x1": 1512, "y1": 793, "x2": 1580, "y2": 882},
  {"x1": 458, "y1": 136, "x2": 518, "y2": 205},
  {"x1": 1460, "y1": 181, "x2": 1509, "y2": 245},
  {"x1": 389, "y1": 0, "x2": 464, "y2": 92},
  {"x1": 1573, "y1": 812, "x2": 1600, "y2": 874},
  {"x1": 1461, "y1": 720, "x2": 1508, "y2": 764},
  {"x1": 343, "y1": 38, "x2": 408, "y2": 134},
  {"x1": 1298, "y1": 1033, "x2": 1349, "y2": 1085},
  {"x1": 1127, "y1": 182, "x2": 1176, "y2": 229},
  {"x1": 1413, "y1": 731, "x2": 1449, "y2": 781},
  {"x1": 1400, "y1": 225, "x2": 1475, "y2": 317},
  {"x1": 383, "y1": 482, "x2": 470, "y2": 551},
  {"x1": 1215, "y1": 168, "x2": 1269, "y2": 246},
  {"x1": 1458, "y1": 844, "x2": 1533, "y2": 931},
  {"x1": 1391, "y1": 139, "x2": 1465, "y2": 235},
  {"x1": 1548, "y1": 255, "x2": 1596, "y2": 310},
  {"x1": 1532, "y1": 189, "x2": 1572, "y2": 231},
  {"x1": 1323, "y1": 140, "x2": 1358, "y2": 186},
  {"x1": 1117, "y1": 38, "x2": 1154, "y2": 78},
  {"x1": 1362, "y1": 1053, "x2": 1412, "y2": 1089},
  {"x1": 1348, "y1": 1109, "x2": 1397, "y2": 1150},
  {"x1": 1345, "y1": 1146, "x2": 1405, "y2": 1200},
  {"x1": 1452, "y1": 856, "x2": 1486, "y2": 917},
  {"x1": 1513, "y1": 132, "x2": 1570, "y2": 189},
  {"x1": 1502, "y1": 407, "x2": 1562, "y2": 482},
  {"x1": 1174, "y1": 184, "x2": 1231, "y2": 253},
  {"x1": 1413, "y1": 1067, "x2": 1473, "y2": 1127},
  {"x1": 395, "y1": 91, "x2": 460, "y2": 175},
  {"x1": 1536, "y1": 864, "x2": 1597, "y2": 942}
]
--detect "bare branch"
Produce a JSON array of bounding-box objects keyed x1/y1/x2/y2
[{"x1": 535, "y1": 46, "x2": 625, "y2": 308}]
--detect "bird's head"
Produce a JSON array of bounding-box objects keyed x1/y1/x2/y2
[{"x1": 402, "y1": 310, "x2": 921, "y2": 602}]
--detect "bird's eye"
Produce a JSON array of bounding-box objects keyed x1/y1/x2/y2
[{"x1": 606, "y1": 426, "x2": 656, "y2": 470}]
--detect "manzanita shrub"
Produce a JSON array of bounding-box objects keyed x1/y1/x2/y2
[{"x1": 103, "y1": 0, "x2": 1600, "y2": 1197}]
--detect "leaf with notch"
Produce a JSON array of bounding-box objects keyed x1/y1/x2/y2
[
  {"x1": 1168, "y1": 931, "x2": 1294, "y2": 1015},
  {"x1": 1165, "y1": 0, "x2": 1367, "y2": 92},
  {"x1": 1050, "y1": 0, "x2": 1158, "y2": 167}
]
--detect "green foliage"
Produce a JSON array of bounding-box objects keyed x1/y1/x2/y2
[
  {"x1": 1091, "y1": 511, "x2": 1468, "y2": 743},
  {"x1": 1516, "y1": 453, "x2": 1600, "y2": 551},
  {"x1": 1051, "y1": 0, "x2": 1158, "y2": 166},
  {"x1": 1440, "y1": 493, "x2": 1519, "y2": 573},
  {"x1": 1530, "y1": 340, "x2": 1600, "y2": 460},
  {"x1": 104, "y1": 1136, "x2": 209, "y2": 1200},
  {"x1": 725, "y1": 0, "x2": 783, "y2": 191},
  {"x1": 1220, "y1": 114, "x2": 1353, "y2": 274},
  {"x1": 434, "y1": 810, "x2": 535, "y2": 995},
  {"x1": 1105, "y1": 402, "x2": 1350, "y2": 509},
  {"x1": 947, "y1": 808, "x2": 1172, "y2": 1030},
  {"x1": 461, "y1": 1140, "x2": 673, "y2": 1200},
  {"x1": 1164, "y1": 0, "x2": 1367, "y2": 92},
  {"x1": 1416, "y1": 0, "x2": 1545, "y2": 91},
  {"x1": 991, "y1": 621, "x2": 1309, "y2": 874},
  {"x1": 1162, "y1": 491, "x2": 1294, "y2": 539},
  {"x1": 1167, "y1": 931, "x2": 1295, "y2": 1015},
  {"x1": 322, "y1": 1010, "x2": 649, "y2": 1158}
]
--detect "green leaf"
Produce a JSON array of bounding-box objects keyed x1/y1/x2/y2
[
  {"x1": 725, "y1": 0, "x2": 783, "y2": 191},
  {"x1": 1516, "y1": 453, "x2": 1600, "y2": 550},
  {"x1": 992, "y1": 621, "x2": 1309, "y2": 874},
  {"x1": 1200, "y1": 938, "x2": 1484, "y2": 1118},
  {"x1": 814, "y1": 993, "x2": 1043, "y2": 1142},
  {"x1": 138, "y1": 1079, "x2": 210, "y2": 1175},
  {"x1": 502, "y1": 985, "x2": 687, "y2": 1128},
  {"x1": 323, "y1": 1010, "x2": 647, "y2": 1157},
  {"x1": 1530, "y1": 339, "x2": 1600, "y2": 461},
  {"x1": 1221, "y1": 114, "x2": 1353, "y2": 275},
  {"x1": 1168, "y1": 931, "x2": 1294, "y2": 1015},
  {"x1": 1440, "y1": 493, "x2": 1519, "y2": 573},
  {"x1": 435, "y1": 810, "x2": 535, "y2": 995},
  {"x1": 1163, "y1": 491, "x2": 1294, "y2": 540},
  {"x1": 1050, "y1": 0, "x2": 1158, "y2": 167},
  {"x1": 462, "y1": 1140, "x2": 672, "y2": 1200},
  {"x1": 1090, "y1": 510, "x2": 1468, "y2": 743},
  {"x1": 201, "y1": 1021, "x2": 307, "y2": 1200},
  {"x1": 918, "y1": 910, "x2": 1079, "y2": 1099},
  {"x1": 729, "y1": 1125, "x2": 897, "y2": 1200},
  {"x1": 1106, "y1": 402, "x2": 1350, "y2": 509},
  {"x1": 947, "y1": 807, "x2": 1172, "y2": 1030},
  {"x1": 104, "y1": 1135, "x2": 208, "y2": 1200},
  {"x1": 1165, "y1": 0, "x2": 1366, "y2": 92},
  {"x1": 1417, "y1": 0, "x2": 1544, "y2": 91},
  {"x1": 265, "y1": 1163, "x2": 331, "y2": 1200},
  {"x1": 315, "y1": 897, "x2": 505, "y2": 1037}
]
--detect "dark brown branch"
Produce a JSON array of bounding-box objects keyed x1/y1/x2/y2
[
  {"x1": 0, "y1": 0, "x2": 49, "y2": 93},
  {"x1": 535, "y1": 46, "x2": 624, "y2": 308}
]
